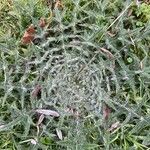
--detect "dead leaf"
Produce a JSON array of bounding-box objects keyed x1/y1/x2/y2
[
  {"x1": 37, "y1": 114, "x2": 45, "y2": 126},
  {"x1": 0, "y1": 125, "x2": 5, "y2": 129},
  {"x1": 100, "y1": 48, "x2": 114, "y2": 59},
  {"x1": 35, "y1": 109, "x2": 60, "y2": 117},
  {"x1": 26, "y1": 24, "x2": 36, "y2": 34},
  {"x1": 66, "y1": 107, "x2": 74, "y2": 114},
  {"x1": 108, "y1": 121, "x2": 120, "y2": 132},
  {"x1": 21, "y1": 24, "x2": 36, "y2": 44},
  {"x1": 103, "y1": 104, "x2": 111, "y2": 120},
  {"x1": 56, "y1": 128, "x2": 63, "y2": 140},
  {"x1": 54, "y1": 0, "x2": 63, "y2": 9},
  {"x1": 107, "y1": 31, "x2": 116, "y2": 37},
  {"x1": 39, "y1": 17, "x2": 46, "y2": 28},
  {"x1": 128, "y1": 9, "x2": 133, "y2": 17},
  {"x1": 21, "y1": 33, "x2": 34, "y2": 44},
  {"x1": 65, "y1": 106, "x2": 80, "y2": 118},
  {"x1": 31, "y1": 85, "x2": 41, "y2": 98},
  {"x1": 140, "y1": 61, "x2": 144, "y2": 70},
  {"x1": 30, "y1": 139, "x2": 37, "y2": 145}
]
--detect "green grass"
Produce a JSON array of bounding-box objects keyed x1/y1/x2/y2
[{"x1": 0, "y1": 0, "x2": 150, "y2": 149}]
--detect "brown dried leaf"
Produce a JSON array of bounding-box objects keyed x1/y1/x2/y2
[
  {"x1": 31, "y1": 85, "x2": 41, "y2": 98},
  {"x1": 21, "y1": 24, "x2": 36, "y2": 44},
  {"x1": 65, "y1": 106, "x2": 80, "y2": 118},
  {"x1": 103, "y1": 104, "x2": 111, "y2": 120},
  {"x1": 37, "y1": 114, "x2": 45, "y2": 126},
  {"x1": 66, "y1": 107, "x2": 74, "y2": 114},
  {"x1": 100, "y1": 48, "x2": 114, "y2": 59},
  {"x1": 108, "y1": 121, "x2": 120, "y2": 132},
  {"x1": 54, "y1": 0, "x2": 63, "y2": 9},
  {"x1": 30, "y1": 139, "x2": 37, "y2": 145},
  {"x1": 26, "y1": 24, "x2": 36, "y2": 34},
  {"x1": 128, "y1": 9, "x2": 133, "y2": 17},
  {"x1": 140, "y1": 61, "x2": 144, "y2": 70},
  {"x1": 39, "y1": 17, "x2": 46, "y2": 28},
  {"x1": 56, "y1": 128, "x2": 63, "y2": 140},
  {"x1": 21, "y1": 32, "x2": 35, "y2": 44},
  {"x1": 0, "y1": 125, "x2": 5, "y2": 129},
  {"x1": 107, "y1": 31, "x2": 116, "y2": 37},
  {"x1": 35, "y1": 109, "x2": 60, "y2": 117}
]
